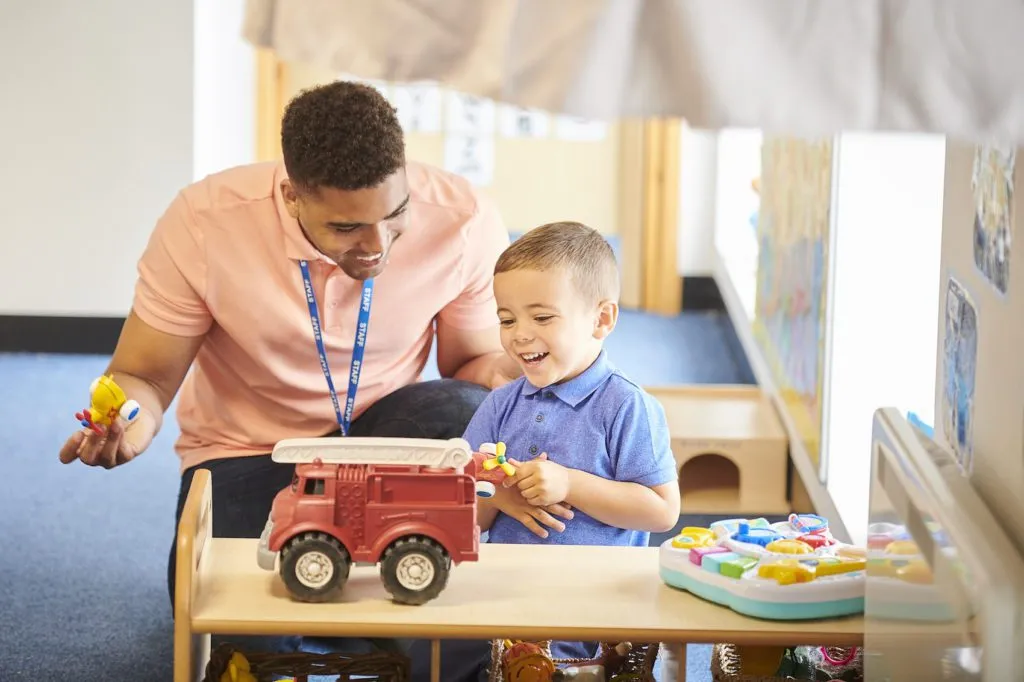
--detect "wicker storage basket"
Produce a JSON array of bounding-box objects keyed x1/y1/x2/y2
[
  {"x1": 711, "y1": 643, "x2": 863, "y2": 682},
  {"x1": 487, "y1": 639, "x2": 658, "y2": 681},
  {"x1": 200, "y1": 641, "x2": 410, "y2": 682}
]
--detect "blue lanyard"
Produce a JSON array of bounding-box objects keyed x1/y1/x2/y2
[{"x1": 298, "y1": 260, "x2": 374, "y2": 436}]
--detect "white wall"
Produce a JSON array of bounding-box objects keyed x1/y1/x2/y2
[
  {"x1": 194, "y1": 0, "x2": 256, "y2": 182},
  {"x1": 0, "y1": 0, "x2": 255, "y2": 318},
  {"x1": 0, "y1": 1, "x2": 193, "y2": 316},
  {"x1": 712, "y1": 129, "x2": 762, "y2": 318},
  {"x1": 823, "y1": 133, "x2": 946, "y2": 545},
  {"x1": 677, "y1": 126, "x2": 718, "y2": 276}
]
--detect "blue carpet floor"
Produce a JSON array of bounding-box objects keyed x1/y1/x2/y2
[{"x1": 0, "y1": 309, "x2": 754, "y2": 681}]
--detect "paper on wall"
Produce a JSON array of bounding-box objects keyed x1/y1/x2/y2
[
  {"x1": 443, "y1": 134, "x2": 494, "y2": 186},
  {"x1": 391, "y1": 82, "x2": 443, "y2": 133},
  {"x1": 446, "y1": 92, "x2": 496, "y2": 135},
  {"x1": 499, "y1": 105, "x2": 550, "y2": 138},
  {"x1": 555, "y1": 115, "x2": 607, "y2": 142}
]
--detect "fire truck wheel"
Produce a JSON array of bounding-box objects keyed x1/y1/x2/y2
[
  {"x1": 380, "y1": 536, "x2": 451, "y2": 605},
  {"x1": 279, "y1": 532, "x2": 350, "y2": 602}
]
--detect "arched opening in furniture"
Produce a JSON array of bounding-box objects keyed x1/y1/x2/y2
[{"x1": 679, "y1": 453, "x2": 740, "y2": 512}]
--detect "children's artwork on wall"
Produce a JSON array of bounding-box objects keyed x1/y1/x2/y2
[
  {"x1": 940, "y1": 276, "x2": 979, "y2": 476},
  {"x1": 445, "y1": 92, "x2": 496, "y2": 136},
  {"x1": 391, "y1": 82, "x2": 443, "y2": 133},
  {"x1": 971, "y1": 145, "x2": 1016, "y2": 295},
  {"x1": 499, "y1": 105, "x2": 550, "y2": 139},
  {"x1": 753, "y1": 137, "x2": 834, "y2": 475},
  {"x1": 443, "y1": 134, "x2": 495, "y2": 187},
  {"x1": 554, "y1": 115, "x2": 608, "y2": 142}
]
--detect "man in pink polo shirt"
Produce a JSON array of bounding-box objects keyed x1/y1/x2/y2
[{"x1": 57, "y1": 82, "x2": 520, "y2": 615}]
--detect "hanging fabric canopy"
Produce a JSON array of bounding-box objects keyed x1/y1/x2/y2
[{"x1": 243, "y1": 0, "x2": 1024, "y2": 144}]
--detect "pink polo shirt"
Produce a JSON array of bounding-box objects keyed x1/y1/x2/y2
[{"x1": 132, "y1": 160, "x2": 509, "y2": 472}]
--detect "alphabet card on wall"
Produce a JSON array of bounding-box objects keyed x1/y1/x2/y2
[
  {"x1": 554, "y1": 115, "x2": 608, "y2": 142},
  {"x1": 499, "y1": 105, "x2": 550, "y2": 138},
  {"x1": 391, "y1": 82, "x2": 442, "y2": 133},
  {"x1": 443, "y1": 134, "x2": 495, "y2": 187},
  {"x1": 445, "y1": 92, "x2": 496, "y2": 136}
]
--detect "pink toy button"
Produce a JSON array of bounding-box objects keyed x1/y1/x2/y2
[{"x1": 689, "y1": 545, "x2": 730, "y2": 566}]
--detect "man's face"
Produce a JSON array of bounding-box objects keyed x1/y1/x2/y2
[{"x1": 281, "y1": 170, "x2": 410, "y2": 280}]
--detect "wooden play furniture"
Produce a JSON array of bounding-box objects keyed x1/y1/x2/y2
[
  {"x1": 173, "y1": 469, "x2": 862, "y2": 682},
  {"x1": 646, "y1": 385, "x2": 790, "y2": 515}
]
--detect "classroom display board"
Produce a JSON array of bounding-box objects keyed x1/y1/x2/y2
[
  {"x1": 934, "y1": 142, "x2": 1024, "y2": 556},
  {"x1": 283, "y1": 64, "x2": 628, "y2": 248},
  {"x1": 752, "y1": 137, "x2": 835, "y2": 477}
]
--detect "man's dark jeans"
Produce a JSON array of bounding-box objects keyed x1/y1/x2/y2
[{"x1": 166, "y1": 378, "x2": 489, "y2": 663}]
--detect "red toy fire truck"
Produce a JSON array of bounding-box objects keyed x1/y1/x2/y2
[{"x1": 256, "y1": 436, "x2": 513, "y2": 605}]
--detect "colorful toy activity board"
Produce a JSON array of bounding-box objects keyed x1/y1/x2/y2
[
  {"x1": 862, "y1": 521, "x2": 960, "y2": 622},
  {"x1": 659, "y1": 514, "x2": 867, "y2": 620}
]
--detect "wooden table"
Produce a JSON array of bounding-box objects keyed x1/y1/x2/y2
[{"x1": 174, "y1": 469, "x2": 864, "y2": 682}]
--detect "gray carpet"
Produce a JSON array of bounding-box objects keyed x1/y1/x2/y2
[{"x1": 0, "y1": 309, "x2": 754, "y2": 681}]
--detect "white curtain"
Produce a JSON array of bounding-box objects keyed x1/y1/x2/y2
[{"x1": 244, "y1": 0, "x2": 1024, "y2": 143}]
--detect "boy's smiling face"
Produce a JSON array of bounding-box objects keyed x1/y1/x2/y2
[{"x1": 494, "y1": 267, "x2": 617, "y2": 388}]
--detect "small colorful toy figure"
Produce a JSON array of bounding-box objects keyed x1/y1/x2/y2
[
  {"x1": 75, "y1": 374, "x2": 141, "y2": 434},
  {"x1": 480, "y1": 441, "x2": 516, "y2": 476}
]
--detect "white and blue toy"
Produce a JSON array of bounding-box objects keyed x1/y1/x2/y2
[{"x1": 659, "y1": 514, "x2": 868, "y2": 620}]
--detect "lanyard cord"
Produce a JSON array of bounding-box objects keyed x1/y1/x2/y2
[{"x1": 298, "y1": 260, "x2": 374, "y2": 436}]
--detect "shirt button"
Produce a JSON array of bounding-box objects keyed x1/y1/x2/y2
[
  {"x1": 529, "y1": 445, "x2": 538, "y2": 454},
  {"x1": 535, "y1": 414, "x2": 544, "y2": 422}
]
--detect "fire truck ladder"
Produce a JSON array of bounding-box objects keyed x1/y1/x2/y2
[{"x1": 270, "y1": 436, "x2": 474, "y2": 470}]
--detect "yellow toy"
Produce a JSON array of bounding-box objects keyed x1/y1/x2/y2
[
  {"x1": 480, "y1": 441, "x2": 516, "y2": 477},
  {"x1": 75, "y1": 374, "x2": 140, "y2": 435},
  {"x1": 219, "y1": 651, "x2": 257, "y2": 682}
]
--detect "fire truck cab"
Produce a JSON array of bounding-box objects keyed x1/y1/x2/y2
[{"x1": 256, "y1": 436, "x2": 506, "y2": 605}]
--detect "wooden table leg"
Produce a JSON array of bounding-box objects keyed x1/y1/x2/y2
[
  {"x1": 430, "y1": 639, "x2": 441, "y2": 682},
  {"x1": 674, "y1": 642, "x2": 688, "y2": 682}
]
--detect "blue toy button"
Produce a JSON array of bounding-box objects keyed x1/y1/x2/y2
[{"x1": 733, "y1": 523, "x2": 781, "y2": 547}]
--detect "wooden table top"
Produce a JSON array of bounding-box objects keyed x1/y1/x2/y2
[{"x1": 191, "y1": 540, "x2": 864, "y2": 645}]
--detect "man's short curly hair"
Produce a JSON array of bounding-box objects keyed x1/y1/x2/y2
[{"x1": 281, "y1": 80, "x2": 405, "y2": 192}]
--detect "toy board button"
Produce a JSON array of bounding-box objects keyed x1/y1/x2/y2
[{"x1": 733, "y1": 523, "x2": 781, "y2": 547}]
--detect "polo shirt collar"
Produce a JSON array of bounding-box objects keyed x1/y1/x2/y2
[
  {"x1": 274, "y1": 163, "x2": 332, "y2": 263},
  {"x1": 522, "y1": 349, "x2": 615, "y2": 407}
]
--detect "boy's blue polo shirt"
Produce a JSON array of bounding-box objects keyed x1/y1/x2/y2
[{"x1": 463, "y1": 349, "x2": 678, "y2": 547}]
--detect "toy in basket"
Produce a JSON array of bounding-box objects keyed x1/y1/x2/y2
[
  {"x1": 490, "y1": 639, "x2": 658, "y2": 681},
  {"x1": 659, "y1": 514, "x2": 867, "y2": 620}
]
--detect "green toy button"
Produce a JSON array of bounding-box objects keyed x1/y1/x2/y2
[{"x1": 720, "y1": 555, "x2": 758, "y2": 578}]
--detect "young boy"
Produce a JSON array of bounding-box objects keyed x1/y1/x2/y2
[{"x1": 410, "y1": 221, "x2": 680, "y2": 681}]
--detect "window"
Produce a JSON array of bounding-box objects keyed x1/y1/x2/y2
[{"x1": 303, "y1": 478, "x2": 326, "y2": 496}]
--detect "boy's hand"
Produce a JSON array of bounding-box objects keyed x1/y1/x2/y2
[
  {"x1": 493, "y1": 484, "x2": 574, "y2": 539},
  {"x1": 504, "y1": 453, "x2": 570, "y2": 507}
]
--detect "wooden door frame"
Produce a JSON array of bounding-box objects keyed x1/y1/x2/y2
[{"x1": 254, "y1": 54, "x2": 681, "y2": 314}]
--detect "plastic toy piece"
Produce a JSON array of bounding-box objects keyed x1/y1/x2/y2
[
  {"x1": 256, "y1": 436, "x2": 516, "y2": 606},
  {"x1": 480, "y1": 441, "x2": 516, "y2": 477},
  {"x1": 659, "y1": 516, "x2": 868, "y2": 620},
  {"x1": 501, "y1": 641, "x2": 555, "y2": 682},
  {"x1": 74, "y1": 374, "x2": 140, "y2": 434},
  {"x1": 788, "y1": 513, "x2": 828, "y2": 534},
  {"x1": 732, "y1": 522, "x2": 781, "y2": 547},
  {"x1": 219, "y1": 651, "x2": 257, "y2": 682},
  {"x1": 671, "y1": 526, "x2": 716, "y2": 549}
]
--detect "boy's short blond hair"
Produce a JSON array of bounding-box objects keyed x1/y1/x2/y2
[{"x1": 495, "y1": 221, "x2": 620, "y2": 304}]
